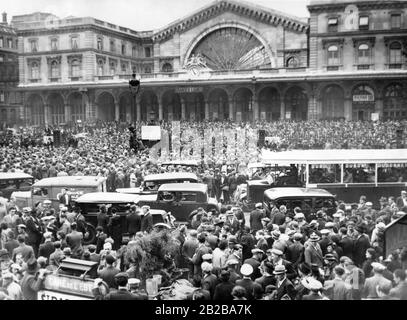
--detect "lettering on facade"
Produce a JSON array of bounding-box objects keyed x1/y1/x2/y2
[
  {"x1": 175, "y1": 87, "x2": 204, "y2": 93},
  {"x1": 353, "y1": 94, "x2": 374, "y2": 102}
]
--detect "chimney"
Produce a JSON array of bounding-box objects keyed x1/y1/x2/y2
[{"x1": 2, "y1": 12, "x2": 7, "y2": 24}]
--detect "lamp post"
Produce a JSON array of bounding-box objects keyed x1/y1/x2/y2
[{"x1": 129, "y1": 71, "x2": 141, "y2": 124}]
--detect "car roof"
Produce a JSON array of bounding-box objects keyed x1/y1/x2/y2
[
  {"x1": 33, "y1": 176, "x2": 107, "y2": 188},
  {"x1": 161, "y1": 160, "x2": 199, "y2": 166},
  {"x1": 158, "y1": 183, "x2": 208, "y2": 193},
  {"x1": 144, "y1": 172, "x2": 198, "y2": 182},
  {"x1": 75, "y1": 192, "x2": 139, "y2": 204},
  {"x1": 0, "y1": 173, "x2": 34, "y2": 180},
  {"x1": 264, "y1": 187, "x2": 335, "y2": 199}
]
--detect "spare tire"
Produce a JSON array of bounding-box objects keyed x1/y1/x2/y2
[{"x1": 82, "y1": 223, "x2": 96, "y2": 245}]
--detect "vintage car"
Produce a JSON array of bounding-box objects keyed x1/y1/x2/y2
[
  {"x1": 0, "y1": 172, "x2": 34, "y2": 199},
  {"x1": 263, "y1": 187, "x2": 337, "y2": 221},
  {"x1": 137, "y1": 183, "x2": 219, "y2": 223},
  {"x1": 160, "y1": 160, "x2": 200, "y2": 171},
  {"x1": 11, "y1": 176, "x2": 107, "y2": 211},
  {"x1": 116, "y1": 172, "x2": 199, "y2": 195},
  {"x1": 75, "y1": 192, "x2": 167, "y2": 242}
]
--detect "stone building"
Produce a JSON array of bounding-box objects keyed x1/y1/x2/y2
[
  {"x1": 9, "y1": 0, "x2": 407, "y2": 126},
  {"x1": 0, "y1": 12, "x2": 21, "y2": 127}
]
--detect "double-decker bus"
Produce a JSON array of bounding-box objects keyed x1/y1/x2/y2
[{"x1": 260, "y1": 149, "x2": 407, "y2": 208}]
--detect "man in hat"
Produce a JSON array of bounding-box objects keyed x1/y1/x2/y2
[
  {"x1": 182, "y1": 230, "x2": 199, "y2": 279},
  {"x1": 128, "y1": 278, "x2": 148, "y2": 299},
  {"x1": 97, "y1": 254, "x2": 120, "y2": 289},
  {"x1": 304, "y1": 232, "x2": 324, "y2": 268},
  {"x1": 255, "y1": 261, "x2": 275, "y2": 291},
  {"x1": 389, "y1": 269, "x2": 407, "y2": 300},
  {"x1": 66, "y1": 222, "x2": 84, "y2": 259},
  {"x1": 272, "y1": 265, "x2": 296, "y2": 300},
  {"x1": 213, "y1": 270, "x2": 235, "y2": 300},
  {"x1": 271, "y1": 229, "x2": 287, "y2": 253},
  {"x1": 206, "y1": 225, "x2": 219, "y2": 251},
  {"x1": 323, "y1": 266, "x2": 352, "y2": 300},
  {"x1": 20, "y1": 258, "x2": 49, "y2": 300},
  {"x1": 362, "y1": 262, "x2": 392, "y2": 299},
  {"x1": 191, "y1": 233, "x2": 212, "y2": 276},
  {"x1": 224, "y1": 210, "x2": 240, "y2": 234},
  {"x1": 140, "y1": 205, "x2": 153, "y2": 234},
  {"x1": 286, "y1": 233, "x2": 304, "y2": 269},
  {"x1": 201, "y1": 261, "x2": 218, "y2": 299},
  {"x1": 236, "y1": 263, "x2": 262, "y2": 300},
  {"x1": 12, "y1": 235, "x2": 34, "y2": 263},
  {"x1": 88, "y1": 244, "x2": 101, "y2": 264},
  {"x1": 49, "y1": 241, "x2": 64, "y2": 267},
  {"x1": 265, "y1": 248, "x2": 297, "y2": 281},
  {"x1": 249, "y1": 203, "x2": 265, "y2": 235},
  {"x1": 244, "y1": 248, "x2": 264, "y2": 281},
  {"x1": 301, "y1": 278, "x2": 324, "y2": 300},
  {"x1": 24, "y1": 209, "x2": 43, "y2": 257},
  {"x1": 104, "y1": 272, "x2": 142, "y2": 300},
  {"x1": 319, "y1": 229, "x2": 331, "y2": 255},
  {"x1": 396, "y1": 190, "x2": 407, "y2": 212},
  {"x1": 271, "y1": 205, "x2": 286, "y2": 226},
  {"x1": 352, "y1": 224, "x2": 371, "y2": 268},
  {"x1": 38, "y1": 232, "x2": 55, "y2": 262},
  {"x1": 1, "y1": 271, "x2": 22, "y2": 300}
]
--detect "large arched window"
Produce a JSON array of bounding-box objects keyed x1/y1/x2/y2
[
  {"x1": 384, "y1": 84, "x2": 406, "y2": 120},
  {"x1": 389, "y1": 42, "x2": 402, "y2": 68},
  {"x1": 327, "y1": 45, "x2": 339, "y2": 65},
  {"x1": 31, "y1": 62, "x2": 39, "y2": 79},
  {"x1": 71, "y1": 59, "x2": 81, "y2": 77},
  {"x1": 286, "y1": 57, "x2": 299, "y2": 68},
  {"x1": 358, "y1": 43, "x2": 370, "y2": 65},
  {"x1": 50, "y1": 61, "x2": 59, "y2": 78},
  {"x1": 162, "y1": 63, "x2": 173, "y2": 73}
]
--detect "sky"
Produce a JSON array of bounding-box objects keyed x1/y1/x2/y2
[{"x1": 0, "y1": 0, "x2": 310, "y2": 31}]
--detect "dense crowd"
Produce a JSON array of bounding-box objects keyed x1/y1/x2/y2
[{"x1": 1, "y1": 120, "x2": 407, "y2": 300}]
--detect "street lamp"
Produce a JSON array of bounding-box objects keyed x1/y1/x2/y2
[{"x1": 129, "y1": 71, "x2": 141, "y2": 123}]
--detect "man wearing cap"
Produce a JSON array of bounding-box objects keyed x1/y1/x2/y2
[
  {"x1": 104, "y1": 272, "x2": 142, "y2": 300},
  {"x1": 236, "y1": 264, "x2": 263, "y2": 300},
  {"x1": 97, "y1": 254, "x2": 120, "y2": 289},
  {"x1": 304, "y1": 232, "x2": 324, "y2": 268},
  {"x1": 286, "y1": 233, "x2": 304, "y2": 269},
  {"x1": 239, "y1": 226, "x2": 256, "y2": 262},
  {"x1": 182, "y1": 230, "x2": 199, "y2": 279},
  {"x1": 20, "y1": 258, "x2": 49, "y2": 300},
  {"x1": 128, "y1": 278, "x2": 148, "y2": 299},
  {"x1": 38, "y1": 232, "x2": 55, "y2": 262},
  {"x1": 319, "y1": 229, "x2": 331, "y2": 256},
  {"x1": 206, "y1": 225, "x2": 219, "y2": 251},
  {"x1": 1, "y1": 271, "x2": 22, "y2": 300},
  {"x1": 323, "y1": 266, "x2": 352, "y2": 300},
  {"x1": 389, "y1": 269, "x2": 407, "y2": 300},
  {"x1": 140, "y1": 205, "x2": 153, "y2": 234},
  {"x1": 272, "y1": 264, "x2": 296, "y2": 300},
  {"x1": 244, "y1": 248, "x2": 263, "y2": 281},
  {"x1": 249, "y1": 203, "x2": 265, "y2": 235},
  {"x1": 126, "y1": 206, "x2": 142, "y2": 239},
  {"x1": 213, "y1": 270, "x2": 235, "y2": 300},
  {"x1": 191, "y1": 233, "x2": 212, "y2": 276},
  {"x1": 396, "y1": 190, "x2": 407, "y2": 212},
  {"x1": 362, "y1": 262, "x2": 392, "y2": 299},
  {"x1": 201, "y1": 262, "x2": 218, "y2": 299},
  {"x1": 266, "y1": 248, "x2": 297, "y2": 281},
  {"x1": 352, "y1": 224, "x2": 371, "y2": 268}
]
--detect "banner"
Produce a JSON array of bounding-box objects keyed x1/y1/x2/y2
[{"x1": 141, "y1": 126, "x2": 161, "y2": 140}]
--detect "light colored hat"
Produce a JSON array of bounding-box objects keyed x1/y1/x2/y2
[
  {"x1": 325, "y1": 222, "x2": 335, "y2": 228},
  {"x1": 294, "y1": 213, "x2": 305, "y2": 219},
  {"x1": 271, "y1": 230, "x2": 281, "y2": 239},
  {"x1": 309, "y1": 232, "x2": 321, "y2": 242},
  {"x1": 371, "y1": 262, "x2": 386, "y2": 272},
  {"x1": 43, "y1": 200, "x2": 52, "y2": 204},
  {"x1": 43, "y1": 232, "x2": 52, "y2": 239},
  {"x1": 226, "y1": 259, "x2": 239, "y2": 266},
  {"x1": 255, "y1": 203, "x2": 263, "y2": 209},
  {"x1": 251, "y1": 248, "x2": 264, "y2": 255},
  {"x1": 240, "y1": 263, "x2": 254, "y2": 276},
  {"x1": 301, "y1": 277, "x2": 322, "y2": 291},
  {"x1": 201, "y1": 262, "x2": 213, "y2": 273},
  {"x1": 202, "y1": 253, "x2": 213, "y2": 261},
  {"x1": 273, "y1": 265, "x2": 287, "y2": 275},
  {"x1": 103, "y1": 242, "x2": 112, "y2": 250},
  {"x1": 128, "y1": 278, "x2": 141, "y2": 285},
  {"x1": 366, "y1": 202, "x2": 373, "y2": 206},
  {"x1": 320, "y1": 229, "x2": 330, "y2": 235},
  {"x1": 269, "y1": 248, "x2": 283, "y2": 256},
  {"x1": 333, "y1": 213, "x2": 342, "y2": 218}
]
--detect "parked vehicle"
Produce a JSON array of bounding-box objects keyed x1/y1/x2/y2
[
  {"x1": 137, "y1": 183, "x2": 219, "y2": 223},
  {"x1": 0, "y1": 173, "x2": 34, "y2": 199},
  {"x1": 263, "y1": 187, "x2": 337, "y2": 221},
  {"x1": 11, "y1": 176, "x2": 107, "y2": 210},
  {"x1": 116, "y1": 172, "x2": 199, "y2": 195}
]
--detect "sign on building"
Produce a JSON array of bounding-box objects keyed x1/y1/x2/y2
[
  {"x1": 175, "y1": 87, "x2": 204, "y2": 94},
  {"x1": 353, "y1": 94, "x2": 374, "y2": 102}
]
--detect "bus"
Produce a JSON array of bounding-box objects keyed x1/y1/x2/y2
[{"x1": 260, "y1": 149, "x2": 407, "y2": 208}]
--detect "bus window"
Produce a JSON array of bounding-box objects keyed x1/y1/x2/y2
[
  {"x1": 4, "y1": 180, "x2": 17, "y2": 190},
  {"x1": 309, "y1": 164, "x2": 341, "y2": 184},
  {"x1": 18, "y1": 179, "x2": 33, "y2": 189},
  {"x1": 315, "y1": 198, "x2": 335, "y2": 210},
  {"x1": 179, "y1": 192, "x2": 197, "y2": 202},
  {"x1": 33, "y1": 187, "x2": 48, "y2": 196},
  {"x1": 344, "y1": 164, "x2": 375, "y2": 183},
  {"x1": 378, "y1": 163, "x2": 407, "y2": 183}
]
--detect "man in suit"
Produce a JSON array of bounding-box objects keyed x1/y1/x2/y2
[
  {"x1": 304, "y1": 232, "x2": 324, "y2": 268},
  {"x1": 286, "y1": 233, "x2": 304, "y2": 269},
  {"x1": 88, "y1": 244, "x2": 101, "y2": 264},
  {"x1": 272, "y1": 265, "x2": 296, "y2": 300},
  {"x1": 126, "y1": 206, "x2": 141, "y2": 238},
  {"x1": 25, "y1": 209, "x2": 43, "y2": 257},
  {"x1": 220, "y1": 172, "x2": 230, "y2": 203},
  {"x1": 191, "y1": 233, "x2": 212, "y2": 276},
  {"x1": 140, "y1": 206, "x2": 153, "y2": 234},
  {"x1": 323, "y1": 266, "x2": 352, "y2": 300},
  {"x1": 250, "y1": 203, "x2": 265, "y2": 234},
  {"x1": 352, "y1": 224, "x2": 371, "y2": 268},
  {"x1": 57, "y1": 188, "x2": 71, "y2": 209},
  {"x1": 271, "y1": 205, "x2": 287, "y2": 226},
  {"x1": 224, "y1": 211, "x2": 240, "y2": 234},
  {"x1": 396, "y1": 190, "x2": 407, "y2": 212},
  {"x1": 49, "y1": 241, "x2": 64, "y2": 267},
  {"x1": 338, "y1": 227, "x2": 354, "y2": 260},
  {"x1": 301, "y1": 278, "x2": 324, "y2": 300},
  {"x1": 236, "y1": 263, "x2": 263, "y2": 300},
  {"x1": 255, "y1": 261, "x2": 275, "y2": 290},
  {"x1": 97, "y1": 254, "x2": 120, "y2": 289},
  {"x1": 390, "y1": 269, "x2": 407, "y2": 300},
  {"x1": 226, "y1": 259, "x2": 241, "y2": 284},
  {"x1": 243, "y1": 248, "x2": 264, "y2": 281},
  {"x1": 38, "y1": 232, "x2": 55, "y2": 261},
  {"x1": 182, "y1": 230, "x2": 199, "y2": 279},
  {"x1": 362, "y1": 262, "x2": 392, "y2": 299},
  {"x1": 12, "y1": 235, "x2": 34, "y2": 262},
  {"x1": 104, "y1": 273, "x2": 144, "y2": 300},
  {"x1": 201, "y1": 262, "x2": 219, "y2": 299},
  {"x1": 266, "y1": 248, "x2": 297, "y2": 281},
  {"x1": 213, "y1": 270, "x2": 235, "y2": 300}
]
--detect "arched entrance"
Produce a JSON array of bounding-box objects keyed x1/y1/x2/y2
[
  {"x1": 26, "y1": 94, "x2": 45, "y2": 126},
  {"x1": 97, "y1": 92, "x2": 115, "y2": 121},
  {"x1": 184, "y1": 93, "x2": 205, "y2": 121},
  {"x1": 48, "y1": 93, "x2": 65, "y2": 125},
  {"x1": 322, "y1": 85, "x2": 345, "y2": 120},
  {"x1": 285, "y1": 87, "x2": 308, "y2": 121},
  {"x1": 259, "y1": 87, "x2": 280, "y2": 121},
  {"x1": 234, "y1": 88, "x2": 253, "y2": 122},
  {"x1": 208, "y1": 89, "x2": 229, "y2": 120},
  {"x1": 68, "y1": 92, "x2": 86, "y2": 123},
  {"x1": 352, "y1": 84, "x2": 375, "y2": 121},
  {"x1": 162, "y1": 91, "x2": 181, "y2": 121},
  {"x1": 140, "y1": 91, "x2": 158, "y2": 122},
  {"x1": 119, "y1": 92, "x2": 132, "y2": 123},
  {"x1": 383, "y1": 84, "x2": 406, "y2": 120}
]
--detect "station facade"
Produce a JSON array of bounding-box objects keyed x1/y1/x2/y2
[{"x1": 4, "y1": 0, "x2": 407, "y2": 126}]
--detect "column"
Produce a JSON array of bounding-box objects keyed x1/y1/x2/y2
[
  {"x1": 181, "y1": 98, "x2": 186, "y2": 120},
  {"x1": 205, "y1": 101, "x2": 210, "y2": 120},
  {"x1": 126, "y1": 103, "x2": 132, "y2": 124},
  {"x1": 252, "y1": 97, "x2": 259, "y2": 122},
  {"x1": 44, "y1": 104, "x2": 51, "y2": 125},
  {"x1": 114, "y1": 101, "x2": 120, "y2": 121},
  {"x1": 375, "y1": 97, "x2": 383, "y2": 120},
  {"x1": 307, "y1": 96, "x2": 317, "y2": 120},
  {"x1": 64, "y1": 103, "x2": 71, "y2": 123},
  {"x1": 158, "y1": 100, "x2": 163, "y2": 121},
  {"x1": 344, "y1": 97, "x2": 352, "y2": 121},
  {"x1": 136, "y1": 96, "x2": 141, "y2": 122},
  {"x1": 280, "y1": 100, "x2": 285, "y2": 120},
  {"x1": 228, "y1": 98, "x2": 234, "y2": 120}
]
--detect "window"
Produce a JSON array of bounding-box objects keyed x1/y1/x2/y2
[
  {"x1": 30, "y1": 62, "x2": 40, "y2": 79},
  {"x1": 71, "y1": 59, "x2": 81, "y2": 77},
  {"x1": 144, "y1": 65, "x2": 152, "y2": 73},
  {"x1": 389, "y1": 42, "x2": 402, "y2": 68},
  {"x1": 110, "y1": 40, "x2": 115, "y2": 52},
  {"x1": 132, "y1": 46, "x2": 137, "y2": 57},
  {"x1": 0, "y1": 37, "x2": 3, "y2": 47},
  {"x1": 30, "y1": 40, "x2": 38, "y2": 52},
  {"x1": 358, "y1": 44, "x2": 370, "y2": 65},
  {"x1": 110, "y1": 62, "x2": 116, "y2": 75},
  {"x1": 286, "y1": 57, "x2": 299, "y2": 68},
  {"x1": 328, "y1": 17, "x2": 338, "y2": 32},
  {"x1": 144, "y1": 47, "x2": 151, "y2": 57},
  {"x1": 7, "y1": 38, "x2": 12, "y2": 48},
  {"x1": 0, "y1": 91, "x2": 4, "y2": 103},
  {"x1": 51, "y1": 38, "x2": 58, "y2": 51},
  {"x1": 97, "y1": 60, "x2": 104, "y2": 76},
  {"x1": 97, "y1": 37, "x2": 103, "y2": 50},
  {"x1": 327, "y1": 45, "x2": 339, "y2": 66},
  {"x1": 359, "y1": 16, "x2": 369, "y2": 30},
  {"x1": 121, "y1": 63, "x2": 127, "y2": 73},
  {"x1": 162, "y1": 62, "x2": 173, "y2": 72},
  {"x1": 71, "y1": 36, "x2": 78, "y2": 49},
  {"x1": 0, "y1": 55, "x2": 3, "y2": 62},
  {"x1": 121, "y1": 43, "x2": 126, "y2": 55},
  {"x1": 50, "y1": 61, "x2": 59, "y2": 78},
  {"x1": 391, "y1": 14, "x2": 401, "y2": 29}
]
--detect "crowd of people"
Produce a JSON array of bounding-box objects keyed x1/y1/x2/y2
[{"x1": 1, "y1": 119, "x2": 407, "y2": 300}]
